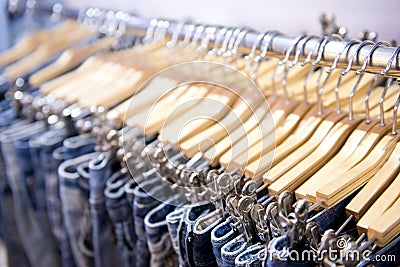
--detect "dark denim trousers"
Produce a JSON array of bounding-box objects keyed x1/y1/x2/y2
[
  {"x1": 167, "y1": 207, "x2": 186, "y2": 267},
  {"x1": 191, "y1": 209, "x2": 224, "y2": 267},
  {"x1": 40, "y1": 130, "x2": 78, "y2": 267},
  {"x1": 133, "y1": 177, "x2": 165, "y2": 267},
  {"x1": 220, "y1": 233, "x2": 248, "y2": 267},
  {"x1": 88, "y1": 153, "x2": 121, "y2": 267},
  {"x1": 0, "y1": 118, "x2": 30, "y2": 267},
  {"x1": 59, "y1": 152, "x2": 99, "y2": 267},
  {"x1": 211, "y1": 217, "x2": 239, "y2": 267},
  {"x1": 1, "y1": 120, "x2": 63, "y2": 267},
  {"x1": 105, "y1": 170, "x2": 135, "y2": 267},
  {"x1": 144, "y1": 200, "x2": 179, "y2": 267},
  {"x1": 178, "y1": 203, "x2": 216, "y2": 267},
  {"x1": 235, "y1": 243, "x2": 265, "y2": 267}
]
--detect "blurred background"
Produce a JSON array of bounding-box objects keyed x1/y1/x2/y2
[{"x1": 1, "y1": 0, "x2": 399, "y2": 52}]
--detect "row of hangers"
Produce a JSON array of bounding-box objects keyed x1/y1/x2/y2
[{"x1": 1, "y1": 6, "x2": 400, "y2": 260}]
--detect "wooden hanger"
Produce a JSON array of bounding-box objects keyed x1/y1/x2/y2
[
  {"x1": 367, "y1": 195, "x2": 400, "y2": 247},
  {"x1": 159, "y1": 84, "x2": 241, "y2": 146},
  {"x1": 244, "y1": 102, "x2": 315, "y2": 180},
  {"x1": 29, "y1": 36, "x2": 118, "y2": 86},
  {"x1": 346, "y1": 142, "x2": 400, "y2": 221},
  {"x1": 218, "y1": 96, "x2": 299, "y2": 168},
  {"x1": 4, "y1": 23, "x2": 94, "y2": 81},
  {"x1": 179, "y1": 86, "x2": 265, "y2": 158},
  {"x1": 0, "y1": 20, "x2": 79, "y2": 68},
  {"x1": 268, "y1": 114, "x2": 363, "y2": 196}
]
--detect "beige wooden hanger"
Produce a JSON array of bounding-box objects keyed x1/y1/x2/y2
[
  {"x1": 29, "y1": 36, "x2": 118, "y2": 86},
  {"x1": 159, "y1": 84, "x2": 241, "y2": 146},
  {"x1": 346, "y1": 142, "x2": 400, "y2": 221},
  {"x1": 367, "y1": 195, "x2": 400, "y2": 247},
  {"x1": 202, "y1": 102, "x2": 270, "y2": 166},
  {"x1": 4, "y1": 23, "x2": 94, "y2": 81},
  {"x1": 244, "y1": 102, "x2": 315, "y2": 180},
  {"x1": 0, "y1": 20, "x2": 79, "y2": 68},
  {"x1": 179, "y1": 86, "x2": 265, "y2": 158},
  {"x1": 357, "y1": 151, "x2": 400, "y2": 237}
]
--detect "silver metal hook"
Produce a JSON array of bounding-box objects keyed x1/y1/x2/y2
[
  {"x1": 301, "y1": 36, "x2": 325, "y2": 67},
  {"x1": 380, "y1": 76, "x2": 394, "y2": 126},
  {"x1": 167, "y1": 22, "x2": 184, "y2": 47},
  {"x1": 208, "y1": 27, "x2": 229, "y2": 57},
  {"x1": 245, "y1": 32, "x2": 266, "y2": 73},
  {"x1": 217, "y1": 28, "x2": 235, "y2": 56},
  {"x1": 333, "y1": 40, "x2": 362, "y2": 114},
  {"x1": 301, "y1": 36, "x2": 324, "y2": 104},
  {"x1": 349, "y1": 41, "x2": 391, "y2": 120},
  {"x1": 289, "y1": 35, "x2": 318, "y2": 68},
  {"x1": 392, "y1": 80, "x2": 400, "y2": 135},
  {"x1": 364, "y1": 74, "x2": 379, "y2": 123},
  {"x1": 313, "y1": 35, "x2": 343, "y2": 114},
  {"x1": 381, "y1": 46, "x2": 400, "y2": 76},
  {"x1": 342, "y1": 40, "x2": 375, "y2": 75},
  {"x1": 280, "y1": 35, "x2": 308, "y2": 102},
  {"x1": 251, "y1": 31, "x2": 280, "y2": 80}
]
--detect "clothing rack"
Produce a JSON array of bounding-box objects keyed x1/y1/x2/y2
[{"x1": 35, "y1": 3, "x2": 400, "y2": 78}]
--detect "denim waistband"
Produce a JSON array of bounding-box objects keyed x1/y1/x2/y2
[
  {"x1": 106, "y1": 168, "x2": 129, "y2": 190},
  {"x1": 235, "y1": 243, "x2": 264, "y2": 267},
  {"x1": 58, "y1": 153, "x2": 100, "y2": 188},
  {"x1": 220, "y1": 234, "x2": 248, "y2": 267}
]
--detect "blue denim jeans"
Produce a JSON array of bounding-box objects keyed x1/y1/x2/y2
[
  {"x1": 144, "y1": 200, "x2": 179, "y2": 267},
  {"x1": 191, "y1": 209, "x2": 224, "y2": 267},
  {"x1": 220, "y1": 233, "x2": 248, "y2": 267},
  {"x1": 105, "y1": 170, "x2": 135, "y2": 267},
  {"x1": 0, "y1": 117, "x2": 30, "y2": 267},
  {"x1": 59, "y1": 152, "x2": 99, "y2": 267},
  {"x1": 167, "y1": 207, "x2": 186, "y2": 267},
  {"x1": 235, "y1": 243, "x2": 265, "y2": 267},
  {"x1": 133, "y1": 177, "x2": 165, "y2": 267},
  {"x1": 1, "y1": 120, "x2": 63, "y2": 267},
  {"x1": 88, "y1": 153, "x2": 121, "y2": 267},
  {"x1": 40, "y1": 130, "x2": 77, "y2": 267},
  {"x1": 358, "y1": 234, "x2": 400, "y2": 267},
  {"x1": 266, "y1": 235, "x2": 314, "y2": 267},
  {"x1": 178, "y1": 202, "x2": 216, "y2": 267},
  {"x1": 211, "y1": 217, "x2": 239, "y2": 266}
]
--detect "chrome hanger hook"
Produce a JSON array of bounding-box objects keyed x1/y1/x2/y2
[
  {"x1": 280, "y1": 35, "x2": 308, "y2": 102},
  {"x1": 342, "y1": 40, "x2": 375, "y2": 76},
  {"x1": 251, "y1": 31, "x2": 281, "y2": 80},
  {"x1": 392, "y1": 79, "x2": 400, "y2": 135},
  {"x1": 381, "y1": 45, "x2": 400, "y2": 76},
  {"x1": 349, "y1": 41, "x2": 391, "y2": 120},
  {"x1": 289, "y1": 35, "x2": 318, "y2": 68}
]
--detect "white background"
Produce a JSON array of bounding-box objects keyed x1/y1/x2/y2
[{"x1": 62, "y1": 0, "x2": 399, "y2": 41}]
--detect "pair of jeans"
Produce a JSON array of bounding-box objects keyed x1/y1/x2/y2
[
  {"x1": 40, "y1": 129, "x2": 78, "y2": 267},
  {"x1": 357, "y1": 234, "x2": 400, "y2": 267},
  {"x1": 144, "y1": 199, "x2": 179, "y2": 267},
  {"x1": 59, "y1": 152, "x2": 99, "y2": 267},
  {"x1": 266, "y1": 235, "x2": 314, "y2": 267},
  {"x1": 133, "y1": 177, "x2": 166, "y2": 267},
  {"x1": 88, "y1": 153, "x2": 121, "y2": 267},
  {"x1": 0, "y1": 119, "x2": 30, "y2": 267},
  {"x1": 49, "y1": 134, "x2": 95, "y2": 267},
  {"x1": 178, "y1": 202, "x2": 216, "y2": 267},
  {"x1": 105, "y1": 170, "x2": 135, "y2": 267},
  {"x1": 167, "y1": 207, "x2": 186, "y2": 267},
  {"x1": 191, "y1": 209, "x2": 224, "y2": 267},
  {"x1": 220, "y1": 233, "x2": 248, "y2": 267},
  {"x1": 211, "y1": 217, "x2": 239, "y2": 266},
  {"x1": 1, "y1": 120, "x2": 62, "y2": 267},
  {"x1": 235, "y1": 243, "x2": 265, "y2": 267}
]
